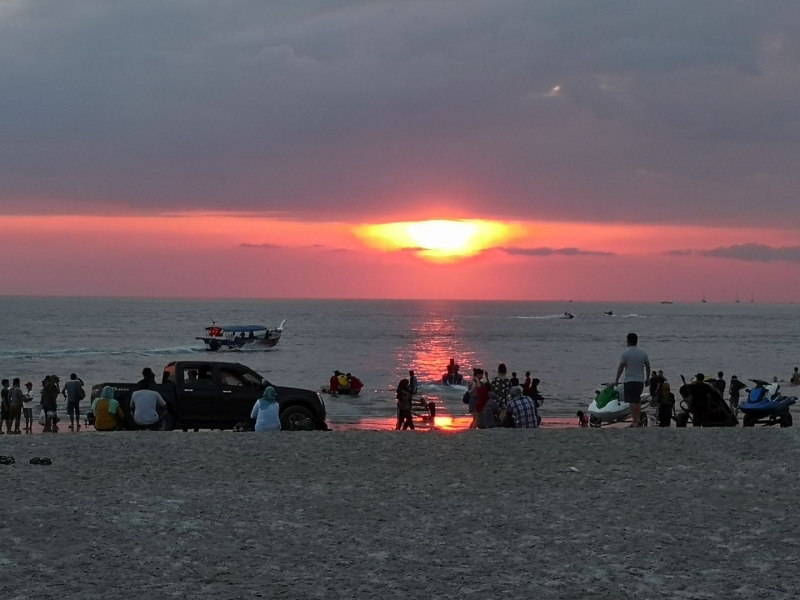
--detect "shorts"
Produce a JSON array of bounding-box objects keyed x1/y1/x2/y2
[
  {"x1": 624, "y1": 381, "x2": 645, "y2": 404},
  {"x1": 23, "y1": 407, "x2": 33, "y2": 419},
  {"x1": 67, "y1": 401, "x2": 81, "y2": 417},
  {"x1": 45, "y1": 410, "x2": 58, "y2": 419}
]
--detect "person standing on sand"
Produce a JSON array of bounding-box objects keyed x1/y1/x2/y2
[
  {"x1": 713, "y1": 372, "x2": 726, "y2": 398},
  {"x1": 467, "y1": 368, "x2": 486, "y2": 429},
  {"x1": 523, "y1": 371, "x2": 532, "y2": 396},
  {"x1": 0, "y1": 379, "x2": 10, "y2": 434},
  {"x1": 656, "y1": 378, "x2": 674, "y2": 427},
  {"x1": 41, "y1": 375, "x2": 60, "y2": 433},
  {"x1": 8, "y1": 378, "x2": 25, "y2": 434},
  {"x1": 395, "y1": 379, "x2": 414, "y2": 430},
  {"x1": 729, "y1": 376, "x2": 746, "y2": 415},
  {"x1": 23, "y1": 381, "x2": 34, "y2": 432},
  {"x1": 614, "y1": 333, "x2": 650, "y2": 427},
  {"x1": 62, "y1": 373, "x2": 85, "y2": 431}
]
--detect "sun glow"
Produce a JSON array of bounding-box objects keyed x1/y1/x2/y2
[{"x1": 355, "y1": 219, "x2": 520, "y2": 261}]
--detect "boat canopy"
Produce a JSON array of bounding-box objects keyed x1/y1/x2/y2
[{"x1": 206, "y1": 325, "x2": 269, "y2": 333}]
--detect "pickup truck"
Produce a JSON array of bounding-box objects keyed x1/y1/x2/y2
[{"x1": 91, "y1": 361, "x2": 327, "y2": 431}]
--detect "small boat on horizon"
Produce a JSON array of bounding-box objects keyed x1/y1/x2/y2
[{"x1": 197, "y1": 320, "x2": 286, "y2": 351}]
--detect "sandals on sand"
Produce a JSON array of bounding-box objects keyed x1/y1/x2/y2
[
  {"x1": 0, "y1": 455, "x2": 16, "y2": 465},
  {"x1": 29, "y1": 457, "x2": 52, "y2": 465}
]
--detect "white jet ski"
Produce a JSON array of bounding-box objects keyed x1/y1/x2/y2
[{"x1": 588, "y1": 384, "x2": 650, "y2": 426}]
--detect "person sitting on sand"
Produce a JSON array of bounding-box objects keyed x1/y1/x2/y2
[
  {"x1": 791, "y1": 368, "x2": 800, "y2": 386},
  {"x1": 138, "y1": 368, "x2": 157, "y2": 390},
  {"x1": 505, "y1": 386, "x2": 539, "y2": 429},
  {"x1": 251, "y1": 386, "x2": 281, "y2": 432},
  {"x1": 91, "y1": 386, "x2": 125, "y2": 431},
  {"x1": 476, "y1": 381, "x2": 499, "y2": 429},
  {"x1": 329, "y1": 371, "x2": 340, "y2": 396},
  {"x1": 577, "y1": 411, "x2": 589, "y2": 427},
  {"x1": 130, "y1": 380, "x2": 167, "y2": 431},
  {"x1": 395, "y1": 379, "x2": 414, "y2": 430}
]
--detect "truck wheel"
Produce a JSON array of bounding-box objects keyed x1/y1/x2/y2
[{"x1": 280, "y1": 405, "x2": 314, "y2": 431}]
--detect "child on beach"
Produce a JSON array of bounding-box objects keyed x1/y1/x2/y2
[
  {"x1": 23, "y1": 382, "x2": 34, "y2": 432},
  {"x1": 577, "y1": 411, "x2": 589, "y2": 427},
  {"x1": 395, "y1": 379, "x2": 414, "y2": 430}
]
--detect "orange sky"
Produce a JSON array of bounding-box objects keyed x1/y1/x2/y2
[{"x1": 2, "y1": 212, "x2": 799, "y2": 301}]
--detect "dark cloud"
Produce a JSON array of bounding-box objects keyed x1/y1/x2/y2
[
  {"x1": 666, "y1": 244, "x2": 800, "y2": 264},
  {"x1": 499, "y1": 247, "x2": 616, "y2": 257},
  {"x1": 2, "y1": 1, "x2": 800, "y2": 224}
]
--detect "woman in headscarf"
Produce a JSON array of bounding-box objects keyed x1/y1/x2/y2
[
  {"x1": 91, "y1": 386, "x2": 125, "y2": 431},
  {"x1": 251, "y1": 386, "x2": 281, "y2": 432}
]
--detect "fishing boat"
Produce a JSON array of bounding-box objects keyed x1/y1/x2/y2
[{"x1": 197, "y1": 320, "x2": 285, "y2": 351}]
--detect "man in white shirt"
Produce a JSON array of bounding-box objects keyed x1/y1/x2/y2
[
  {"x1": 614, "y1": 332, "x2": 651, "y2": 427},
  {"x1": 129, "y1": 380, "x2": 167, "y2": 430}
]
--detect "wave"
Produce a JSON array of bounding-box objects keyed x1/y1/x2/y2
[
  {"x1": 0, "y1": 346, "x2": 204, "y2": 360},
  {"x1": 512, "y1": 314, "x2": 574, "y2": 320},
  {"x1": 419, "y1": 383, "x2": 469, "y2": 393},
  {"x1": 620, "y1": 314, "x2": 646, "y2": 318}
]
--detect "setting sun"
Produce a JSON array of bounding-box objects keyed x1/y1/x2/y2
[{"x1": 355, "y1": 219, "x2": 521, "y2": 261}]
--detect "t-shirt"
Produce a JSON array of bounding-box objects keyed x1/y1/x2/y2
[
  {"x1": 712, "y1": 378, "x2": 726, "y2": 396},
  {"x1": 63, "y1": 380, "x2": 84, "y2": 403},
  {"x1": 475, "y1": 386, "x2": 489, "y2": 413},
  {"x1": 619, "y1": 347, "x2": 649, "y2": 382},
  {"x1": 9, "y1": 386, "x2": 25, "y2": 408},
  {"x1": 23, "y1": 390, "x2": 34, "y2": 408},
  {"x1": 130, "y1": 389, "x2": 166, "y2": 426},
  {"x1": 0, "y1": 387, "x2": 8, "y2": 409}
]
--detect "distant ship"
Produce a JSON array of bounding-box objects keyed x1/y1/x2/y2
[{"x1": 702, "y1": 291, "x2": 707, "y2": 304}]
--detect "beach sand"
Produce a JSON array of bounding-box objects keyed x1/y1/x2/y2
[{"x1": 0, "y1": 429, "x2": 798, "y2": 599}]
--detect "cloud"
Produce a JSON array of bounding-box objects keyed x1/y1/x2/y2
[
  {"x1": 240, "y1": 243, "x2": 284, "y2": 249},
  {"x1": 499, "y1": 247, "x2": 616, "y2": 257},
  {"x1": 663, "y1": 244, "x2": 800, "y2": 264},
  {"x1": 1, "y1": 1, "x2": 800, "y2": 225}
]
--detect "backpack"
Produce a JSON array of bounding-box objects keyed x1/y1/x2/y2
[
  {"x1": 462, "y1": 391, "x2": 470, "y2": 404},
  {"x1": 76, "y1": 386, "x2": 86, "y2": 402}
]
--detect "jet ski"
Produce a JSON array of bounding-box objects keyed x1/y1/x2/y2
[
  {"x1": 603, "y1": 311, "x2": 614, "y2": 317},
  {"x1": 739, "y1": 379, "x2": 795, "y2": 427},
  {"x1": 561, "y1": 312, "x2": 575, "y2": 320},
  {"x1": 587, "y1": 384, "x2": 649, "y2": 427}
]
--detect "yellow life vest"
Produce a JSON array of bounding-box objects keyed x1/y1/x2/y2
[{"x1": 338, "y1": 375, "x2": 349, "y2": 387}]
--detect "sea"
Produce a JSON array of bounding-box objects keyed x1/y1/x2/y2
[{"x1": 1, "y1": 297, "x2": 798, "y2": 428}]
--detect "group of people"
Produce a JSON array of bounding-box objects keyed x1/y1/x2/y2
[
  {"x1": 610, "y1": 332, "x2": 800, "y2": 427},
  {"x1": 328, "y1": 371, "x2": 364, "y2": 396},
  {"x1": 0, "y1": 373, "x2": 86, "y2": 434},
  {"x1": 465, "y1": 364, "x2": 544, "y2": 429}
]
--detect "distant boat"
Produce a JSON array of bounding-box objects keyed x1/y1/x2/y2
[
  {"x1": 702, "y1": 291, "x2": 707, "y2": 304},
  {"x1": 660, "y1": 301, "x2": 673, "y2": 305}
]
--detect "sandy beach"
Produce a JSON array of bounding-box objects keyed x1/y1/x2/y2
[{"x1": 1, "y1": 429, "x2": 798, "y2": 599}]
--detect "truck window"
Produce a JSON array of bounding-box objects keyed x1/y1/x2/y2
[
  {"x1": 220, "y1": 368, "x2": 260, "y2": 387},
  {"x1": 182, "y1": 364, "x2": 214, "y2": 388}
]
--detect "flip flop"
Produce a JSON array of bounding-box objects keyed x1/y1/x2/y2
[
  {"x1": 29, "y1": 457, "x2": 41, "y2": 465},
  {"x1": 39, "y1": 458, "x2": 52, "y2": 466},
  {"x1": 0, "y1": 456, "x2": 15, "y2": 465}
]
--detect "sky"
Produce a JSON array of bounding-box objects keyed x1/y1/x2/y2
[{"x1": 2, "y1": 0, "x2": 800, "y2": 300}]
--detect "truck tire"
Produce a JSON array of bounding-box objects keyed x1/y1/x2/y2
[{"x1": 280, "y1": 405, "x2": 315, "y2": 431}]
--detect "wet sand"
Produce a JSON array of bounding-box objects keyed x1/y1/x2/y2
[{"x1": 1, "y1": 429, "x2": 798, "y2": 599}]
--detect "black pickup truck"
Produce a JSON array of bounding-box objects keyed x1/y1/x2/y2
[{"x1": 91, "y1": 361, "x2": 327, "y2": 431}]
